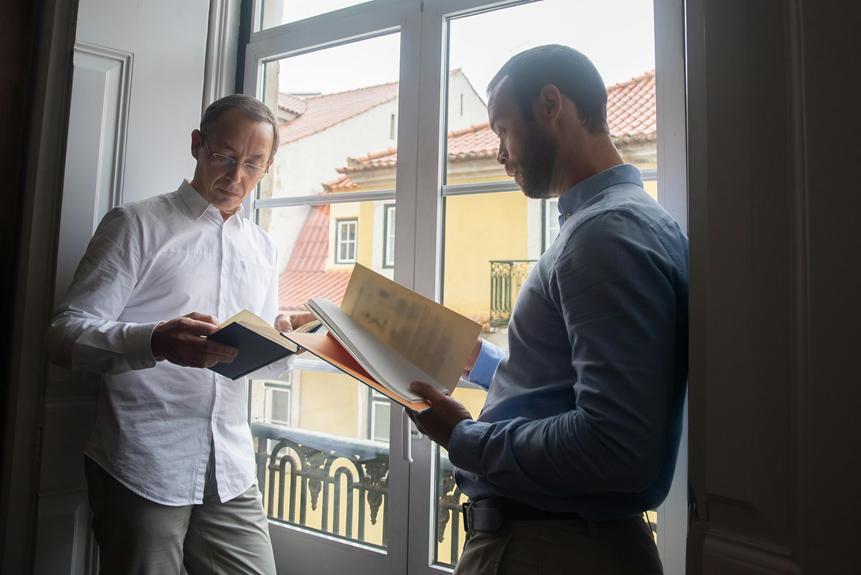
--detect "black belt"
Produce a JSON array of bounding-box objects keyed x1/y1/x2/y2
[{"x1": 462, "y1": 498, "x2": 588, "y2": 536}]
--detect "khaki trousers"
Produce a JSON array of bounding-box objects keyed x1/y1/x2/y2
[
  {"x1": 454, "y1": 515, "x2": 662, "y2": 575},
  {"x1": 85, "y1": 457, "x2": 277, "y2": 575}
]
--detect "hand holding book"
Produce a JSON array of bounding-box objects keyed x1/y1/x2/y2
[
  {"x1": 407, "y1": 381, "x2": 473, "y2": 450},
  {"x1": 205, "y1": 310, "x2": 321, "y2": 380},
  {"x1": 152, "y1": 311, "x2": 238, "y2": 369}
]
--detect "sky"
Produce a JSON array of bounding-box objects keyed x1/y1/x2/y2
[{"x1": 272, "y1": 0, "x2": 655, "y2": 97}]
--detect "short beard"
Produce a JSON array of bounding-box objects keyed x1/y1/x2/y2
[{"x1": 518, "y1": 123, "x2": 558, "y2": 199}]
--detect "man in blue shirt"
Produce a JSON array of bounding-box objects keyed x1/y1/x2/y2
[{"x1": 411, "y1": 45, "x2": 688, "y2": 574}]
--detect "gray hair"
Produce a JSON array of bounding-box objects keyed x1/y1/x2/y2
[{"x1": 200, "y1": 94, "x2": 280, "y2": 159}]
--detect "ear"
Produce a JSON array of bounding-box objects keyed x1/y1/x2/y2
[
  {"x1": 191, "y1": 129, "x2": 203, "y2": 160},
  {"x1": 536, "y1": 84, "x2": 563, "y2": 124}
]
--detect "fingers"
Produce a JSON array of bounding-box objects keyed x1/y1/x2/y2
[
  {"x1": 274, "y1": 313, "x2": 293, "y2": 332},
  {"x1": 409, "y1": 381, "x2": 449, "y2": 403},
  {"x1": 180, "y1": 318, "x2": 221, "y2": 336},
  {"x1": 292, "y1": 311, "x2": 317, "y2": 327},
  {"x1": 184, "y1": 312, "x2": 219, "y2": 326},
  {"x1": 203, "y1": 341, "x2": 238, "y2": 362}
]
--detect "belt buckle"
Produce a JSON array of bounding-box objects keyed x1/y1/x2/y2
[{"x1": 462, "y1": 501, "x2": 474, "y2": 538}]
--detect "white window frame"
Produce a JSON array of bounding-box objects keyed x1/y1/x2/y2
[
  {"x1": 242, "y1": 1, "x2": 688, "y2": 573},
  {"x1": 335, "y1": 218, "x2": 358, "y2": 264},
  {"x1": 368, "y1": 389, "x2": 391, "y2": 442},
  {"x1": 543, "y1": 198, "x2": 560, "y2": 251},
  {"x1": 263, "y1": 381, "x2": 293, "y2": 426},
  {"x1": 383, "y1": 203, "x2": 396, "y2": 268}
]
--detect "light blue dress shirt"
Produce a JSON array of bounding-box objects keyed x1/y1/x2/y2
[{"x1": 448, "y1": 164, "x2": 688, "y2": 520}]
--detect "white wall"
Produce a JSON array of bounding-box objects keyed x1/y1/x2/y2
[
  {"x1": 74, "y1": 0, "x2": 210, "y2": 204},
  {"x1": 35, "y1": 2, "x2": 212, "y2": 573}
]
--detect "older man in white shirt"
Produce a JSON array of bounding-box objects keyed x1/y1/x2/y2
[{"x1": 47, "y1": 94, "x2": 302, "y2": 574}]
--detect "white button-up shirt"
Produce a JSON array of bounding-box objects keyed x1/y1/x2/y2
[{"x1": 48, "y1": 181, "x2": 282, "y2": 505}]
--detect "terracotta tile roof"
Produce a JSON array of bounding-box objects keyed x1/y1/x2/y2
[
  {"x1": 280, "y1": 70, "x2": 656, "y2": 308},
  {"x1": 278, "y1": 81, "x2": 399, "y2": 144},
  {"x1": 277, "y1": 204, "x2": 351, "y2": 310},
  {"x1": 328, "y1": 69, "x2": 657, "y2": 179},
  {"x1": 606, "y1": 69, "x2": 656, "y2": 143},
  {"x1": 279, "y1": 270, "x2": 352, "y2": 311},
  {"x1": 328, "y1": 123, "x2": 497, "y2": 185}
]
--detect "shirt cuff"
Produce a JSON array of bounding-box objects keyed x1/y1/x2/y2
[
  {"x1": 466, "y1": 340, "x2": 505, "y2": 389},
  {"x1": 447, "y1": 419, "x2": 491, "y2": 475},
  {"x1": 127, "y1": 321, "x2": 161, "y2": 370}
]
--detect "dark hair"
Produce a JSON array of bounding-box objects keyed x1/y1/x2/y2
[
  {"x1": 487, "y1": 45, "x2": 608, "y2": 134},
  {"x1": 200, "y1": 94, "x2": 280, "y2": 158}
]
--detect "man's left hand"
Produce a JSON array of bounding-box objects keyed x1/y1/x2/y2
[
  {"x1": 409, "y1": 382, "x2": 472, "y2": 450},
  {"x1": 275, "y1": 311, "x2": 316, "y2": 332}
]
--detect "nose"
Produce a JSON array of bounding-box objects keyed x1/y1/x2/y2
[
  {"x1": 225, "y1": 163, "x2": 242, "y2": 183},
  {"x1": 496, "y1": 141, "x2": 508, "y2": 165}
]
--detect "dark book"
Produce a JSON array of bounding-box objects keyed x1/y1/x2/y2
[{"x1": 206, "y1": 310, "x2": 320, "y2": 380}]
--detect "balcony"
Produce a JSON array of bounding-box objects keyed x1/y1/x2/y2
[
  {"x1": 252, "y1": 422, "x2": 469, "y2": 566},
  {"x1": 489, "y1": 259, "x2": 537, "y2": 328}
]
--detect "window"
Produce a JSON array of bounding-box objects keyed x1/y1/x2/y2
[
  {"x1": 243, "y1": 0, "x2": 686, "y2": 573},
  {"x1": 257, "y1": 0, "x2": 372, "y2": 29},
  {"x1": 335, "y1": 218, "x2": 357, "y2": 263},
  {"x1": 264, "y1": 381, "x2": 293, "y2": 426},
  {"x1": 368, "y1": 390, "x2": 391, "y2": 442},
  {"x1": 543, "y1": 198, "x2": 560, "y2": 251},
  {"x1": 383, "y1": 204, "x2": 395, "y2": 268}
]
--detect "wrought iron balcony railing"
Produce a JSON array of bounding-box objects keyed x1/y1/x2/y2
[
  {"x1": 252, "y1": 422, "x2": 468, "y2": 566},
  {"x1": 489, "y1": 259, "x2": 537, "y2": 328}
]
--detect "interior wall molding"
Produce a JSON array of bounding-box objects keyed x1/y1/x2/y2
[{"x1": 72, "y1": 41, "x2": 133, "y2": 211}]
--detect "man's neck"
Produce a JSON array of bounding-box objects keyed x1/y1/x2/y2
[
  {"x1": 551, "y1": 135, "x2": 624, "y2": 196},
  {"x1": 189, "y1": 178, "x2": 239, "y2": 221}
]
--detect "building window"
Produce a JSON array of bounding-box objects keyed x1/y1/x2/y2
[
  {"x1": 542, "y1": 198, "x2": 561, "y2": 252},
  {"x1": 383, "y1": 204, "x2": 395, "y2": 268},
  {"x1": 368, "y1": 389, "x2": 390, "y2": 442},
  {"x1": 335, "y1": 218, "x2": 357, "y2": 263},
  {"x1": 390, "y1": 113, "x2": 397, "y2": 140},
  {"x1": 264, "y1": 382, "x2": 292, "y2": 426}
]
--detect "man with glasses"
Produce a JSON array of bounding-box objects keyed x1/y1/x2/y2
[
  {"x1": 47, "y1": 94, "x2": 304, "y2": 574},
  {"x1": 411, "y1": 45, "x2": 687, "y2": 574}
]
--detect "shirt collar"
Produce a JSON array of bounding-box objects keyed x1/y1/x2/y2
[
  {"x1": 177, "y1": 180, "x2": 212, "y2": 220},
  {"x1": 556, "y1": 163, "x2": 643, "y2": 224},
  {"x1": 177, "y1": 180, "x2": 246, "y2": 223}
]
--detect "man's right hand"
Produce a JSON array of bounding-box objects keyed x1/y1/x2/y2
[{"x1": 150, "y1": 312, "x2": 237, "y2": 368}]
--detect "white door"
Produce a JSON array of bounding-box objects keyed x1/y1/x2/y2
[
  {"x1": 242, "y1": 1, "x2": 422, "y2": 571},
  {"x1": 33, "y1": 1, "x2": 211, "y2": 573}
]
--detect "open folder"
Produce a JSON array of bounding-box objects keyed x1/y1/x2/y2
[{"x1": 284, "y1": 264, "x2": 482, "y2": 411}]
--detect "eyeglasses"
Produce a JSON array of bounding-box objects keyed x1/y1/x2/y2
[{"x1": 202, "y1": 136, "x2": 269, "y2": 175}]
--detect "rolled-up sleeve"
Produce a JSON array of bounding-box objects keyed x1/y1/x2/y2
[
  {"x1": 448, "y1": 212, "x2": 680, "y2": 496},
  {"x1": 47, "y1": 207, "x2": 159, "y2": 374}
]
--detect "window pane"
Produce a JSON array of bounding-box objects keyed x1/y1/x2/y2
[
  {"x1": 444, "y1": 0, "x2": 656, "y2": 187},
  {"x1": 251, "y1": 201, "x2": 395, "y2": 549},
  {"x1": 371, "y1": 400, "x2": 390, "y2": 443},
  {"x1": 437, "y1": 2, "x2": 657, "y2": 563},
  {"x1": 258, "y1": 33, "x2": 400, "y2": 202},
  {"x1": 258, "y1": 0, "x2": 372, "y2": 30}
]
